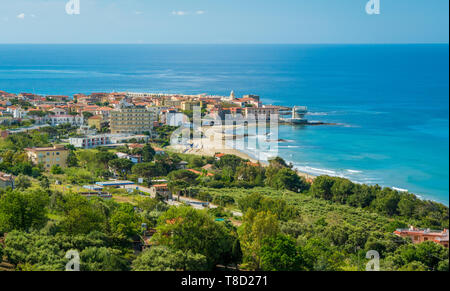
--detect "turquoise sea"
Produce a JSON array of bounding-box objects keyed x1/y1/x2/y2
[{"x1": 0, "y1": 44, "x2": 448, "y2": 204}]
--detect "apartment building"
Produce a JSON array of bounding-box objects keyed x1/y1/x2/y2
[
  {"x1": 25, "y1": 145, "x2": 70, "y2": 170},
  {"x1": 70, "y1": 135, "x2": 111, "y2": 149},
  {"x1": 181, "y1": 101, "x2": 201, "y2": 111},
  {"x1": 244, "y1": 105, "x2": 280, "y2": 121},
  {"x1": 45, "y1": 115, "x2": 84, "y2": 126},
  {"x1": 87, "y1": 115, "x2": 104, "y2": 130},
  {"x1": 110, "y1": 101, "x2": 155, "y2": 134}
]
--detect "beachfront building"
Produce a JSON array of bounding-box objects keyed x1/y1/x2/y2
[
  {"x1": 115, "y1": 152, "x2": 143, "y2": 164},
  {"x1": 95, "y1": 180, "x2": 135, "y2": 188},
  {"x1": 110, "y1": 100, "x2": 156, "y2": 134},
  {"x1": 394, "y1": 226, "x2": 449, "y2": 248},
  {"x1": 49, "y1": 108, "x2": 67, "y2": 115},
  {"x1": 243, "y1": 105, "x2": 280, "y2": 121},
  {"x1": 11, "y1": 107, "x2": 27, "y2": 119},
  {"x1": 70, "y1": 135, "x2": 111, "y2": 149},
  {"x1": 181, "y1": 101, "x2": 201, "y2": 111},
  {"x1": 25, "y1": 145, "x2": 70, "y2": 170},
  {"x1": 45, "y1": 114, "x2": 84, "y2": 126},
  {"x1": 87, "y1": 115, "x2": 105, "y2": 130},
  {"x1": 45, "y1": 95, "x2": 70, "y2": 102},
  {"x1": 69, "y1": 133, "x2": 150, "y2": 149}
]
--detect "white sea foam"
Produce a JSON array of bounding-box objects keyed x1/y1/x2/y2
[
  {"x1": 295, "y1": 165, "x2": 338, "y2": 176},
  {"x1": 346, "y1": 169, "x2": 362, "y2": 174},
  {"x1": 307, "y1": 112, "x2": 328, "y2": 116},
  {"x1": 393, "y1": 187, "x2": 409, "y2": 192}
]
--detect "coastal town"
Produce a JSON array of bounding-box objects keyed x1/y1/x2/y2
[
  {"x1": 0, "y1": 89, "x2": 306, "y2": 136},
  {"x1": 0, "y1": 88, "x2": 448, "y2": 272}
]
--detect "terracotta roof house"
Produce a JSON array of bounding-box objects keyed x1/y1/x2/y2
[
  {"x1": 394, "y1": 226, "x2": 449, "y2": 248},
  {"x1": 214, "y1": 153, "x2": 226, "y2": 160},
  {"x1": 128, "y1": 143, "x2": 145, "y2": 150},
  {"x1": 0, "y1": 172, "x2": 15, "y2": 189},
  {"x1": 188, "y1": 169, "x2": 214, "y2": 177}
]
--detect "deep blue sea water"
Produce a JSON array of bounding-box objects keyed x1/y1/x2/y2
[{"x1": 0, "y1": 44, "x2": 448, "y2": 204}]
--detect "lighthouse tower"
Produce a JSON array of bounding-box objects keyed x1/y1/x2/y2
[
  {"x1": 291, "y1": 106, "x2": 308, "y2": 124},
  {"x1": 229, "y1": 90, "x2": 236, "y2": 101}
]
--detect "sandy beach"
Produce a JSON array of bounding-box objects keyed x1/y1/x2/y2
[{"x1": 167, "y1": 124, "x2": 316, "y2": 181}]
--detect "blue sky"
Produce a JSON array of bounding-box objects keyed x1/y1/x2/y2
[{"x1": 0, "y1": 0, "x2": 448, "y2": 44}]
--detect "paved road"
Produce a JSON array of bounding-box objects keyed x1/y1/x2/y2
[{"x1": 127, "y1": 184, "x2": 243, "y2": 216}]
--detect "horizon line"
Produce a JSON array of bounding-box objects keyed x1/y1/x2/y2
[{"x1": 0, "y1": 42, "x2": 448, "y2": 45}]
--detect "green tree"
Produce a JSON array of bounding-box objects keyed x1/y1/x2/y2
[
  {"x1": 132, "y1": 163, "x2": 164, "y2": 180},
  {"x1": 15, "y1": 175, "x2": 32, "y2": 190},
  {"x1": 268, "y1": 168, "x2": 309, "y2": 193},
  {"x1": 397, "y1": 261, "x2": 428, "y2": 271},
  {"x1": 109, "y1": 204, "x2": 141, "y2": 239},
  {"x1": 142, "y1": 144, "x2": 155, "y2": 162},
  {"x1": 132, "y1": 246, "x2": 208, "y2": 271},
  {"x1": 238, "y1": 209, "x2": 279, "y2": 270},
  {"x1": 167, "y1": 170, "x2": 199, "y2": 197},
  {"x1": 59, "y1": 194, "x2": 106, "y2": 235},
  {"x1": 385, "y1": 241, "x2": 449, "y2": 271},
  {"x1": 215, "y1": 155, "x2": 243, "y2": 171},
  {"x1": 80, "y1": 247, "x2": 130, "y2": 271},
  {"x1": 96, "y1": 151, "x2": 117, "y2": 168},
  {"x1": 50, "y1": 165, "x2": 64, "y2": 175},
  {"x1": 38, "y1": 176, "x2": 50, "y2": 190},
  {"x1": 154, "y1": 206, "x2": 234, "y2": 269},
  {"x1": 238, "y1": 193, "x2": 296, "y2": 221},
  {"x1": 108, "y1": 158, "x2": 134, "y2": 178},
  {"x1": 67, "y1": 151, "x2": 79, "y2": 167},
  {"x1": 310, "y1": 175, "x2": 335, "y2": 200},
  {"x1": 260, "y1": 234, "x2": 305, "y2": 271},
  {"x1": 0, "y1": 189, "x2": 49, "y2": 232},
  {"x1": 397, "y1": 195, "x2": 416, "y2": 217},
  {"x1": 373, "y1": 189, "x2": 400, "y2": 216},
  {"x1": 82, "y1": 112, "x2": 94, "y2": 120}
]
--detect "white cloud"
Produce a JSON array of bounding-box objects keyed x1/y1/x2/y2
[
  {"x1": 172, "y1": 11, "x2": 187, "y2": 16},
  {"x1": 172, "y1": 10, "x2": 206, "y2": 16},
  {"x1": 17, "y1": 13, "x2": 25, "y2": 19},
  {"x1": 135, "y1": 11, "x2": 143, "y2": 15}
]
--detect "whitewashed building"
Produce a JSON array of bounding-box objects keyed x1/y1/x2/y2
[{"x1": 46, "y1": 115, "x2": 84, "y2": 126}]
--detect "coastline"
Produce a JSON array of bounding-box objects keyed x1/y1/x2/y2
[
  {"x1": 167, "y1": 136, "x2": 317, "y2": 181},
  {"x1": 167, "y1": 137, "x2": 448, "y2": 206}
]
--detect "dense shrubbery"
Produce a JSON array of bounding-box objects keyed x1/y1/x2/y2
[
  {"x1": 192, "y1": 186, "x2": 448, "y2": 271},
  {"x1": 310, "y1": 175, "x2": 449, "y2": 229},
  {"x1": 0, "y1": 130, "x2": 448, "y2": 271}
]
